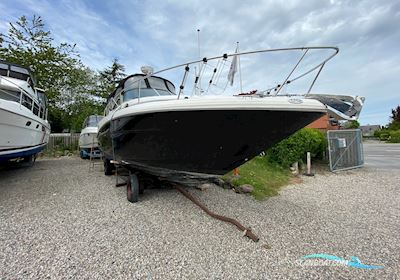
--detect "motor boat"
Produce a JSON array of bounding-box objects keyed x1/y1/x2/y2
[
  {"x1": 0, "y1": 61, "x2": 50, "y2": 163},
  {"x1": 97, "y1": 46, "x2": 363, "y2": 202},
  {"x1": 79, "y1": 115, "x2": 103, "y2": 159}
]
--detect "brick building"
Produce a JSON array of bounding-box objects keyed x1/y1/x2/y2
[{"x1": 307, "y1": 113, "x2": 339, "y2": 131}]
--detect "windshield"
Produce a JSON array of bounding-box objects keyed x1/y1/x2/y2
[
  {"x1": 123, "y1": 88, "x2": 174, "y2": 101},
  {"x1": 122, "y1": 75, "x2": 175, "y2": 102},
  {"x1": 85, "y1": 115, "x2": 103, "y2": 127},
  {"x1": 37, "y1": 89, "x2": 48, "y2": 107},
  {"x1": 0, "y1": 62, "x2": 31, "y2": 82}
]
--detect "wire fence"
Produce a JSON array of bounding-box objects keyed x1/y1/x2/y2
[
  {"x1": 45, "y1": 133, "x2": 80, "y2": 151},
  {"x1": 327, "y1": 129, "x2": 364, "y2": 172}
]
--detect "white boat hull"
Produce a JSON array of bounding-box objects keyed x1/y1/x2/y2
[
  {"x1": 0, "y1": 100, "x2": 50, "y2": 161},
  {"x1": 79, "y1": 127, "x2": 99, "y2": 149}
]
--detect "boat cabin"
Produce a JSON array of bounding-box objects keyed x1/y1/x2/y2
[
  {"x1": 0, "y1": 61, "x2": 48, "y2": 120},
  {"x1": 104, "y1": 74, "x2": 176, "y2": 115},
  {"x1": 0, "y1": 61, "x2": 35, "y2": 87}
]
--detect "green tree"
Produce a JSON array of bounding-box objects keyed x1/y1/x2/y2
[
  {"x1": 98, "y1": 58, "x2": 126, "y2": 98},
  {"x1": 388, "y1": 105, "x2": 400, "y2": 130},
  {"x1": 391, "y1": 106, "x2": 400, "y2": 122},
  {"x1": 344, "y1": 120, "x2": 360, "y2": 129},
  {"x1": 0, "y1": 15, "x2": 81, "y2": 102},
  {"x1": 0, "y1": 15, "x2": 102, "y2": 132}
]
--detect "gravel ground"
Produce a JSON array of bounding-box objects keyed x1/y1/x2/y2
[{"x1": 0, "y1": 157, "x2": 399, "y2": 279}]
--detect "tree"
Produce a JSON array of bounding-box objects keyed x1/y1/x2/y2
[
  {"x1": 391, "y1": 106, "x2": 400, "y2": 122},
  {"x1": 0, "y1": 15, "x2": 82, "y2": 102},
  {"x1": 0, "y1": 15, "x2": 102, "y2": 132},
  {"x1": 388, "y1": 105, "x2": 400, "y2": 130},
  {"x1": 344, "y1": 120, "x2": 360, "y2": 129},
  {"x1": 98, "y1": 58, "x2": 126, "y2": 98}
]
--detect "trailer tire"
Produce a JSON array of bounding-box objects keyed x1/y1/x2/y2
[{"x1": 127, "y1": 173, "x2": 139, "y2": 203}]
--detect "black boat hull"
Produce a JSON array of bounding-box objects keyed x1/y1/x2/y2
[{"x1": 98, "y1": 109, "x2": 324, "y2": 176}]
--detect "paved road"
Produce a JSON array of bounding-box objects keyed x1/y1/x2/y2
[{"x1": 363, "y1": 142, "x2": 400, "y2": 170}]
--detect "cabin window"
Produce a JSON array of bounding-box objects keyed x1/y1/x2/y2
[
  {"x1": 123, "y1": 89, "x2": 139, "y2": 101},
  {"x1": 86, "y1": 115, "x2": 103, "y2": 127},
  {"x1": 22, "y1": 94, "x2": 33, "y2": 109},
  {"x1": 165, "y1": 81, "x2": 175, "y2": 93},
  {"x1": 122, "y1": 76, "x2": 176, "y2": 102},
  {"x1": 148, "y1": 77, "x2": 175, "y2": 94},
  {"x1": 0, "y1": 63, "x2": 8, "y2": 76},
  {"x1": 155, "y1": 88, "x2": 175, "y2": 96},
  {"x1": 0, "y1": 88, "x2": 20, "y2": 102},
  {"x1": 123, "y1": 88, "x2": 173, "y2": 101},
  {"x1": 33, "y1": 102, "x2": 40, "y2": 116},
  {"x1": 9, "y1": 66, "x2": 30, "y2": 81},
  {"x1": 37, "y1": 89, "x2": 48, "y2": 107},
  {"x1": 40, "y1": 106, "x2": 44, "y2": 118}
]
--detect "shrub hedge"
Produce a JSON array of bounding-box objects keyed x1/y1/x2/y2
[
  {"x1": 374, "y1": 129, "x2": 400, "y2": 142},
  {"x1": 266, "y1": 128, "x2": 326, "y2": 167},
  {"x1": 388, "y1": 130, "x2": 400, "y2": 143}
]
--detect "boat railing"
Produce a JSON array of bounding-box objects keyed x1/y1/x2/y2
[
  {"x1": 156, "y1": 46, "x2": 339, "y2": 98},
  {"x1": 104, "y1": 46, "x2": 339, "y2": 115},
  {"x1": 109, "y1": 46, "x2": 338, "y2": 109}
]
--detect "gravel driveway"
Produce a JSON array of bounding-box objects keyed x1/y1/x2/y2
[{"x1": 0, "y1": 157, "x2": 399, "y2": 279}]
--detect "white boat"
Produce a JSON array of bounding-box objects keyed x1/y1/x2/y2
[
  {"x1": 97, "y1": 46, "x2": 364, "y2": 202},
  {"x1": 0, "y1": 61, "x2": 50, "y2": 163},
  {"x1": 79, "y1": 115, "x2": 103, "y2": 158}
]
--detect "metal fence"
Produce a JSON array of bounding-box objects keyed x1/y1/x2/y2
[
  {"x1": 46, "y1": 133, "x2": 80, "y2": 151},
  {"x1": 327, "y1": 129, "x2": 364, "y2": 172}
]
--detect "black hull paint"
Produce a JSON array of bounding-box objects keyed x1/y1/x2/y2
[{"x1": 98, "y1": 110, "x2": 323, "y2": 176}]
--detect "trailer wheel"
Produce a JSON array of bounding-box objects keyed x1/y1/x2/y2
[
  {"x1": 104, "y1": 158, "x2": 113, "y2": 175},
  {"x1": 127, "y1": 173, "x2": 139, "y2": 203}
]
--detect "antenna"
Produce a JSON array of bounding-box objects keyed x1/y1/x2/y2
[
  {"x1": 197, "y1": 29, "x2": 201, "y2": 59},
  {"x1": 196, "y1": 29, "x2": 201, "y2": 94}
]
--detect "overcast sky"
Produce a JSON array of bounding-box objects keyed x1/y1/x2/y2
[{"x1": 1, "y1": 0, "x2": 399, "y2": 125}]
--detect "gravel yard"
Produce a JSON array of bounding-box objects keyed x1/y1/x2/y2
[{"x1": 0, "y1": 157, "x2": 399, "y2": 279}]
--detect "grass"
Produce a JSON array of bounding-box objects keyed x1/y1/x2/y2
[
  {"x1": 41, "y1": 145, "x2": 79, "y2": 157},
  {"x1": 223, "y1": 156, "x2": 290, "y2": 200}
]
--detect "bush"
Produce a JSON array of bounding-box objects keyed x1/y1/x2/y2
[
  {"x1": 379, "y1": 132, "x2": 390, "y2": 141},
  {"x1": 388, "y1": 130, "x2": 400, "y2": 143},
  {"x1": 373, "y1": 129, "x2": 382, "y2": 138},
  {"x1": 266, "y1": 128, "x2": 327, "y2": 167}
]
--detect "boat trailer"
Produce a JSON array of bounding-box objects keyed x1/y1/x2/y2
[{"x1": 111, "y1": 161, "x2": 259, "y2": 242}]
